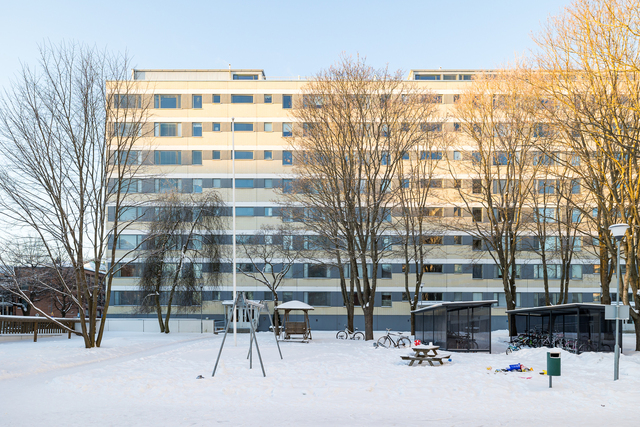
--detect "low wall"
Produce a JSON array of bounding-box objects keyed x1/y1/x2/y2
[{"x1": 101, "y1": 318, "x2": 217, "y2": 333}]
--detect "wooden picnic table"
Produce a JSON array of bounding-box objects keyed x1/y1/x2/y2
[{"x1": 401, "y1": 344, "x2": 451, "y2": 367}]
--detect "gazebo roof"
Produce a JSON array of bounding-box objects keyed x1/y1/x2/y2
[
  {"x1": 275, "y1": 300, "x2": 314, "y2": 311},
  {"x1": 412, "y1": 300, "x2": 497, "y2": 314}
]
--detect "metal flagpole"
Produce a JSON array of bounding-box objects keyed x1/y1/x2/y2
[{"x1": 232, "y1": 117, "x2": 237, "y2": 346}]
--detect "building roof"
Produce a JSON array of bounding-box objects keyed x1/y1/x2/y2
[{"x1": 412, "y1": 300, "x2": 497, "y2": 314}]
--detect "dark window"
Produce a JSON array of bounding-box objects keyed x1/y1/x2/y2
[
  {"x1": 304, "y1": 291, "x2": 329, "y2": 306},
  {"x1": 381, "y1": 264, "x2": 392, "y2": 279},
  {"x1": 422, "y1": 292, "x2": 443, "y2": 301},
  {"x1": 113, "y1": 94, "x2": 141, "y2": 109},
  {"x1": 233, "y1": 74, "x2": 258, "y2": 80},
  {"x1": 472, "y1": 239, "x2": 482, "y2": 250},
  {"x1": 213, "y1": 95, "x2": 221, "y2": 103},
  {"x1": 264, "y1": 94, "x2": 272, "y2": 103},
  {"x1": 472, "y1": 179, "x2": 482, "y2": 194},
  {"x1": 415, "y1": 74, "x2": 441, "y2": 80},
  {"x1": 453, "y1": 236, "x2": 462, "y2": 245},
  {"x1": 472, "y1": 264, "x2": 483, "y2": 279},
  {"x1": 213, "y1": 150, "x2": 221, "y2": 160},
  {"x1": 423, "y1": 264, "x2": 443, "y2": 273},
  {"x1": 192, "y1": 95, "x2": 202, "y2": 109},
  {"x1": 381, "y1": 293, "x2": 392, "y2": 307},
  {"x1": 264, "y1": 150, "x2": 272, "y2": 160},
  {"x1": 472, "y1": 208, "x2": 482, "y2": 222}
]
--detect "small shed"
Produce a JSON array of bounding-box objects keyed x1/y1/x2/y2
[
  {"x1": 412, "y1": 300, "x2": 496, "y2": 353},
  {"x1": 275, "y1": 300, "x2": 314, "y2": 341},
  {"x1": 506, "y1": 303, "x2": 618, "y2": 353}
]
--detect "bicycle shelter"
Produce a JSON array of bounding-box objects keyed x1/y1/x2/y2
[
  {"x1": 275, "y1": 300, "x2": 314, "y2": 342},
  {"x1": 412, "y1": 300, "x2": 496, "y2": 353},
  {"x1": 506, "y1": 303, "x2": 618, "y2": 353}
]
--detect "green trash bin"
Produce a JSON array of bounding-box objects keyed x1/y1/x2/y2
[{"x1": 547, "y1": 352, "x2": 561, "y2": 388}]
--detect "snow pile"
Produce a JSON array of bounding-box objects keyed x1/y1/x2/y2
[{"x1": 0, "y1": 330, "x2": 637, "y2": 426}]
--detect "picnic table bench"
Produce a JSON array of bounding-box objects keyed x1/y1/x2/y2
[{"x1": 401, "y1": 344, "x2": 451, "y2": 366}]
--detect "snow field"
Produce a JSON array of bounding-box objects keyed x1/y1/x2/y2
[{"x1": 0, "y1": 330, "x2": 637, "y2": 426}]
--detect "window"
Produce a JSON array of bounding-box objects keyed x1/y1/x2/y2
[
  {"x1": 454, "y1": 264, "x2": 463, "y2": 274},
  {"x1": 234, "y1": 151, "x2": 254, "y2": 160},
  {"x1": 423, "y1": 264, "x2": 443, "y2": 273},
  {"x1": 213, "y1": 123, "x2": 221, "y2": 132},
  {"x1": 472, "y1": 264, "x2": 483, "y2": 279},
  {"x1": 236, "y1": 207, "x2": 254, "y2": 216},
  {"x1": 116, "y1": 179, "x2": 140, "y2": 194},
  {"x1": 264, "y1": 94, "x2": 272, "y2": 103},
  {"x1": 473, "y1": 292, "x2": 483, "y2": 301},
  {"x1": 571, "y1": 179, "x2": 581, "y2": 194},
  {"x1": 415, "y1": 74, "x2": 440, "y2": 80},
  {"x1": 571, "y1": 265, "x2": 583, "y2": 279},
  {"x1": 112, "y1": 122, "x2": 141, "y2": 137},
  {"x1": 453, "y1": 207, "x2": 462, "y2": 217},
  {"x1": 115, "y1": 234, "x2": 141, "y2": 250},
  {"x1": 537, "y1": 208, "x2": 556, "y2": 222},
  {"x1": 493, "y1": 293, "x2": 507, "y2": 307},
  {"x1": 264, "y1": 150, "x2": 272, "y2": 160},
  {"x1": 213, "y1": 150, "x2": 221, "y2": 160},
  {"x1": 472, "y1": 207, "x2": 482, "y2": 222},
  {"x1": 283, "y1": 151, "x2": 293, "y2": 165},
  {"x1": 472, "y1": 239, "x2": 482, "y2": 250},
  {"x1": 192, "y1": 123, "x2": 202, "y2": 137},
  {"x1": 264, "y1": 123, "x2": 273, "y2": 132},
  {"x1": 453, "y1": 179, "x2": 461, "y2": 189},
  {"x1": 472, "y1": 179, "x2": 482, "y2": 194},
  {"x1": 282, "y1": 179, "x2": 293, "y2": 194},
  {"x1": 283, "y1": 95, "x2": 292, "y2": 109},
  {"x1": 304, "y1": 291, "x2": 330, "y2": 306},
  {"x1": 154, "y1": 123, "x2": 181, "y2": 137},
  {"x1": 213, "y1": 179, "x2": 222, "y2": 188},
  {"x1": 232, "y1": 95, "x2": 253, "y2": 104},
  {"x1": 193, "y1": 179, "x2": 202, "y2": 194},
  {"x1": 305, "y1": 264, "x2": 329, "y2": 278},
  {"x1": 154, "y1": 151, "x2": 181, "y2": 165},
  {"x1": 192, "y1": 95, "x2": 202, "y2": 109},
  {"x1": 213, "y1": 95, "x2": 221, "y2": 103},
  {"x1": 429, "y1": 180, "x2": 443, "y2": 188},
  {"x1": 283, "y1": 123, "x2": 292, "y2": 137},
  {"x1": 264, "y1": 179, "x2": 273, "y2": 189},
  {"x1": 234, "y1": 123, "x2": 254, "y2": 132},
  {"x1": 154, "y1": 94, "x2": 181, "y2": 109},
  {"x1": 155, "y1": 178, "x2": 182, "y2": 193},
  {"x1": 381, "y1": 264, "x2": 392, "y2": 279},
  {"x1": 264, "y1": 207, "x2": 273, "y2": 216},
  {"x1": 381, "y1": 293, "x2": 392, "y2": 307},
  {"x1": 422, "y1": 292, "x2": 443, "y2": 301},
  {"x1": 118, "y1": 206, "x2": 141, "y2": 221},
  {"x1": 192, "y1": 150, "x2": 202, "y2": 165},
  {"x1": 113, "y1": 150, "x2": 140, "y2": 165},
  {"x1": 235, "y1": 179, "x2": 254, "y2": 188},
  {"x1": 423, "y1": 235, "x2": 443, "y2": 245},
  {"x1": 538, "y1": 179, "x2": 557, "y2": 194},
  {"x1": 283, "y1": 291, "x2": 294, "y2": 302},
  {"x1": 113, "y1": 94, "x2": 141, "y2": 109},
  {"x1": 453, "y1": 236, "x2": 462, "y2": 245}
]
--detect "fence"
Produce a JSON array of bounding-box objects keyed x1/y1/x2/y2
[{"x1": 0, "y1": 315, "x2": 76, "y2": 342}]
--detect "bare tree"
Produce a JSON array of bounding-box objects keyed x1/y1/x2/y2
[
  {"x1": 236, "y1": 224, "x2": 303, "y2": 330},
  {"x1": 284, "y1": 55, "x2": 439, "y2": 339},
  {"x1": 394, "y1": 124, "x2": 450, "y2": 334},
  {"x1": 451, "y1": 69, "x2": 542, "y2": 313},
  {"x1": 137, "y1": 191, "x2": 224, "y2": 333},
  {"x1": 0, "y1": 41, "x2": 150, "y2": 347},
  {"x1": 532, "y1": 0, "x2": 640, "y2": 348}
]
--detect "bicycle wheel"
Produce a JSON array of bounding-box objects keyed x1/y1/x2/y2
[
  {"x1": 377, "y1": 336, "x2": 392, "y2": 348},
  {"x1": 352, "y1": 332, "x2": 364, "y2": 340},
  {"x1": 336, "y1": 331, "x2": 348, "y2": 340},
  {"x1": 506, "y1": 347, "x2": 512, "y2": 355},
  {"x1": 397, "y1": 337, "x2": 411, "y2": 348},
  {"x1": 601, "y1": 344, "x2": 612, "y2": 352}
]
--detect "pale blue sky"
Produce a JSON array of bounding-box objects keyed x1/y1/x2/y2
[{"x1": 0, "y1": 0, "x2": 571, "y2": 88}]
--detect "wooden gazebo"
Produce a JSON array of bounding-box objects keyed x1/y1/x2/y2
[{"x1": 275, "y1": 300, "x2": 314, "y2": 342}]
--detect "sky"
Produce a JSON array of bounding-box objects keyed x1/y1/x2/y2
[{"x1": 0, "y1": 0, "x2": 573, "y2": 89}]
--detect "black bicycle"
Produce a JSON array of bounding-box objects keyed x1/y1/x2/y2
[{"x1": 377, "y1": 329, "x2": 411, "y2": 348}]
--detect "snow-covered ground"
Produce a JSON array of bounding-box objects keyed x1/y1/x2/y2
[{"x1": 0, "y1": 330, "x2": 637, "y2": 426}]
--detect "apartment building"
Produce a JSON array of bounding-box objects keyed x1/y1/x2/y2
[{"x1": 107, "y1": 69, "x2": 602, "y2": 331}]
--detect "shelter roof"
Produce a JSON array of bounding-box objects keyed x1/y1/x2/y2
[
  {"x1": 506, "y1": 303, "x2": 606, "y2": 315},
  {"x1": 412, "y1": 300, "x2": 497, "y2": 314}
]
